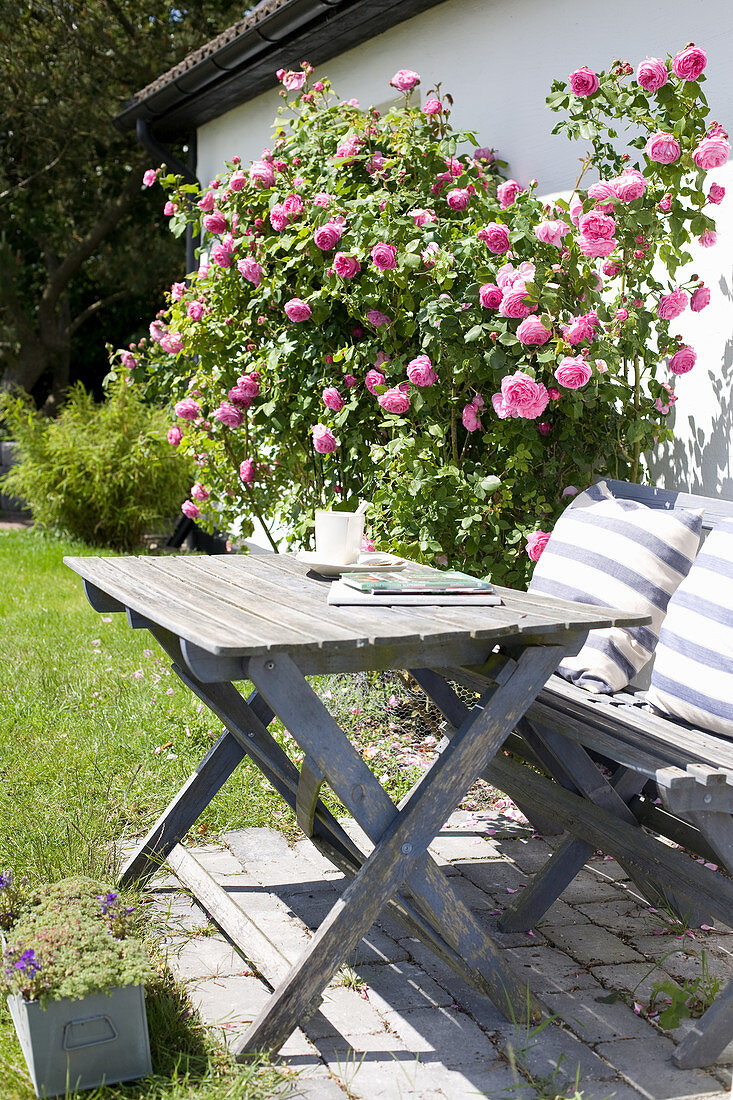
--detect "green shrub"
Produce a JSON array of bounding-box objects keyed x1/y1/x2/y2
[{"x1": 0, "y1": 381, "x2": 193, "y2": 551}]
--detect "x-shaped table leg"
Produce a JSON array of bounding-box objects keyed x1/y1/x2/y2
[{"x1": 225, "y1": 645, "x2": 563, "y2": 1056}]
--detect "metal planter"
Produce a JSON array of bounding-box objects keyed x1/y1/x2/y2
[{"x1": 7, "y1": 983, "x2": 152, "y2": 1097}]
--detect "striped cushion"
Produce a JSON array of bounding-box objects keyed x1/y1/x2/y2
[
  {"x1": 646, "y1": 520, "x2": 733, "y2": 736},
  {"x1": 529, "y1": 482, "x2": 703, "y2": 693}
]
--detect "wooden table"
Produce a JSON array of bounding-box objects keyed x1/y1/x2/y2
[{"x1": 64, "y1": 550, "x2": 648, "y2": 1057}]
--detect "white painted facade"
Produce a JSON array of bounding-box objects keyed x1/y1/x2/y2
[{"x1": 197, "y1": 0, "x2": 733, "y2": 497}]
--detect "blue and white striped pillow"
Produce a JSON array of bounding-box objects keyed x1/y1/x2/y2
[
  {"x1": 529, "y1": 482, "x2": 703, "y2": 693},
  {"x1": 646, "y1": 520, "x2": 733, "y2": 736}
]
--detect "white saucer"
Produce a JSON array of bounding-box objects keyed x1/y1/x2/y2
[{"x1": 295, "y1": 551, "x2": 406, "y2": 578}]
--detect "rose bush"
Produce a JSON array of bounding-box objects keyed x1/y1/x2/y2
[{"x1": 112, "y1": 49, "x2": 727, "y2": 585}]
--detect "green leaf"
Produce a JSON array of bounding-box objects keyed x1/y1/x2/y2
[{"x1": 464, "y1": 325, "x2": 484, "y2": 343}]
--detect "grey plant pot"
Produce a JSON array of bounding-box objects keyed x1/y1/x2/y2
[{"x1": 7, "y1": 983, "x2": 152, "y2": 1097}]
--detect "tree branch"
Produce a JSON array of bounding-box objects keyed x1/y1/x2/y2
[
  {"x1": 0, "y1": 150, "x2": 66, "y2": 204},
  {"x1": 68, "y1": 290, "x2": 128, "y2": 336}
]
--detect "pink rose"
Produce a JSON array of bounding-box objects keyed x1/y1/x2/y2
[
  {"x1": 213, "y1": 402, "x2": 243, "y2": 428},
  {"x1": 313, "y1": 192, "x2": 331, "y2": 207},
  {"x1": 269, "y1": 204, "x2": 289, "y2": 231},
  {"x1": 142, "y1": 169, "x2": 157, "y2": 188},
  {"x1": 497, "y1": 179, "x2": 522, "y2": 209},
  {"x1": 636, "y1": 57, "x2": 668, "y2": 92},
  {"x1": 211, "y1": 242, "x2": 234, "y2": 268},
  {"x1": 577, "y1": 236, "x2": 616, "y2": 258},
  {"x1": 478, "y1": 223, "x2": 510, "y2": 254},
  {"x1": 371, "y1": 242, "x2": 397, "y2": 270},
  {"x1": 149, "y1": 319, "x2": 165, "y2": 342},
  {"x1": 198, "y1": 191, "x2": 216, "y2": 212},
  {"x1": 423, "y1": 98, "x2": 442, "y2": 114},
  {"x1": 181, "y1": 500, "x2": 199, "y2": 520},
  {"x1": 699, "y1": 230, "x2": 718, "y2": 247},
  {"x1": 283, "y1": 193, "x2": 304, "y2": 219},
  {"x1": 690, "y1": 285, "x2": 711, "y2": 312},
  {"x1": 708, "y1": 182, "x2": 726, "y2": 204},
  {"x1": 167, "y1": 426, "x2": 182, "y2": 446},
  {"x1": 672, "y1": 46, "x2": 707, "y2": 82},
  {"x1": 578, "y1": 211, "x2": 616, "y2": 240},
  {"x1": 645, "y1": 132, "x2": 681, "y2": 164},
  {"x1": 479, "y1": 284, "x2": 503, "y2": 309},
  {"x1": 238, "y1": 258, "x2": 263, "y2": 287},
  {"x1": 693, "y1": 136, "x2": 730, "y2": 171},
  {"x1": 499, "y1": 287, "x2": 532, "y2": 319},
  {"x1": 171, "y1": 282, "x2": 186, "y2": 301},
  {"x1": 163, "y1": 201, "x2": 176, "y2": 216},
  {"x1": 563, "y1": 316, "x2": 594, "y2": 344},
  {"x1": 612, "y1": 169, "x2": 647, "y2": 202},
  {"x1": 249, "y1": 160, "x2": 275, "y2": 188},
  {"x1": 343, "y1": 374, "x2": 357, "y2": 388},
  {"x1": 602, "y1": 259, "x2": 620, "y2": 277},
  {"x1": 447, "y1": 188, "x2": 470, "y2": 210},
  {"x1": 534, "y1": 220, "x2": 570, "y2": 247},
  {"x1": 378, "y1": 387, "x2": 411, "y2": 414},
  {"x1": 366, "y1": 150, "x2": 386, "y2": 176},
  {"x1": 555, "y1": 356, "x2": 592, "y2": 389},
  {"x1": 366, "y1": 309, "x2": 391, "y2": 327},
  {"x1": 587, "y1": 180, "x2": 617, "y2": 206},
  {"x1": 411, "y1": 208, "x2": 437, "y2": 226},
  {"x1": 365, "y1": 369, "x2": 385, "y2": 394},
  {"x1": 284, "y1": 298, "x2": 312, "y2": 322},
  {"x1": 333, "y1": 252, "x2": 361, "y2": 278},
  {"x1": 187, "y1": 300, "x2": 204, "y2": 321},
  {"x1": 312, "y1": 424, "x2": 338, "y2": 453},
  {"x1": 323, "y1": 386, "x2": 344, "y2": 411},
  {"x1": 203, "y1": 211, "x2": 227, "y2": 235},
  {"x1": 406, "y1": 355, "x2": 437, "y2": 386},
  {"x1": 335, "y1": 135, "x2": 362, "y2": 160},
  {"x1": 569, "y1": 197, "x2": 583, "y2": 226},
  {"x1": 237, "y1": 373, "x2": 260, "y2": 399},
  {"x1": 516, "y1": 317, "x2": 552, "y2": 346},
  {"x1": 229, "y1": 170, "x2": 246, "y2": 191},
  {"x1": 658, "y1": 193, "x2": 672, "y2": 213},
  {"x1": 281, "y1": 70, "x2": 306, "y2": 92},
  {"x1": 462, "y1": 403, "x2": 481, "y2": 432},
  {"x1": 390, "y1": 69, "x2": 421, "y2": 92},
  {"x1": 569, "y1": 67, "x2": 599, "y2": 97},
  {"x1": 526, "y1": 531, "x2": 551, "y2": 561},
  {"x1": 669, "y1": 347, "x2": 696, "y2": 374},
  {"x1": 314, "y1": 221, "x2": 345, "y2": 250},
  {"x1": 616, "y1": 308, "x2": 629, "y2": 322},
  {"x1": 657, "y1": 287, "x2": 688, "y2": 320},
  {"x1": 162, "y1": 332, "x2": 184, "y2": 354},
  {"x1": 191, "y1": 482, "x2": 209, "y2": 502},
  {"x1": 228, "y1": 385, "x2": 253, "y2": 408},
  {"x1": 174, "y1": 398, "x2": 201, "y2": 420},
  {"x1": 239, "y1": 459, "x2": 256, "y2": 484},
  {"x1": 496, "y1": 371, "x2": 549, "y2": 419}
]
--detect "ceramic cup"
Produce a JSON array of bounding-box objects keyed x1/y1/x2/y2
[{"x1": 314, "y1": 510, "x2": 365, "y2": 565}]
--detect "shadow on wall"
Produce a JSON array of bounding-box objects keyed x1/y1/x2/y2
[{"x1": 647, "y1": 266, "x2": 733, "y2": 499}]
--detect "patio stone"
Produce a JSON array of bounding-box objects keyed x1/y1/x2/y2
[
  {"x1": 595, "y1": 1036, "x2": 723, "y2": 1097},
  {"x1": 498, "y1": 1020, "x2": 616, "y2": 1082},
  {"x1": 541, "y1": 988, "x2": 662, "y2": 1042},
  {"x1": 350, "y1": 961, "x2": 455, "y2": 1013},
  {"x1": 163, "y1": 934, "x2": 248, "y2": 979},
  {"x1": 506, "y1": 945, "x2": 599, "y2": 993},
  {"x1": 541, "y1": 924, "x2": 645, "y2": 967}
]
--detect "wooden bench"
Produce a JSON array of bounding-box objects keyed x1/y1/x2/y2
[{"x1": 415, "y1": 478, "x2": 733, "y2": 1069}]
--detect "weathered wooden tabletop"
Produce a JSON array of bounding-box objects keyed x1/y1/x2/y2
[{"x1": 64, "y1": 552, "x2": 648, "y2": 675}]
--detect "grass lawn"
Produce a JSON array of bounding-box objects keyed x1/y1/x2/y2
[{"x1": 0, "y1": 527, "x2": 465, "y2": 1098}]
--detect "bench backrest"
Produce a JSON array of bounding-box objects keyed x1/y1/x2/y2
[{"x1": 604, "y1": 478, "x2": 733, "y2": 534}]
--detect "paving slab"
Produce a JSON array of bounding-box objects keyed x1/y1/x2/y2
[{"x1": 595, "y1": 1036, "x2": 724, "y2": 1098}]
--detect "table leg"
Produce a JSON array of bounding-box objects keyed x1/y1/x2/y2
[{"x1": 229, "y1": 647, "x2": 562, "y2": 1055}]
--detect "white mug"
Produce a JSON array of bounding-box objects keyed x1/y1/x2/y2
[{"x1": 314, "y1": 510, "x2": 365, "y2": 565}]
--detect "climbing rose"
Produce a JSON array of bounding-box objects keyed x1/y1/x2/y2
[
  {"x1": 167, "y1": 426, "x2": 182, "y2": 446},
  {"x1": 479, "y1": 284, "x2": 503, "y2": 309},
  {"x1": 658, "y1": 193, "x2": 672, "y2": 212},
  {"x1": 191, "y1": 482, "x2": 209, "y2": 502},
  {"x1": 578, "y1": 211, "x2": 616, "y2": 240},
  {"x1": 214, "y1": 402, "x2": 243, "y2": 428},
  {"x1": 270, "y1": 204, "x2": 289, "y2": 231},
  {"x1": 636, "y1": 57, "x2": 668, "y2": 92},
  {"x1": 569, "y1": 67, "x2": 599, "y2": 96},
  {"x1": 314, "y1": 221, "x2": 344, "y2": 250},
  {"x1": 478, "y1": 223, "x2": 510, "y2": 253},
  {"x1": 343, "y1": 374, "x2": 357, "y2": 388},
  {"x1": 284, "y1": 298, "x2": 312, "y2": 322},
  {"x1": 371, "y1": 243, "x2": 397, "y2": 270},
  {"x1": 645, "y1": 132, "x2": 681, "y2": 164},
  {"x1": 526, "y1": 531, "x2": 551, "y2": 561},
  {"x1": 211, "y1": 241, "x2": 234, "y2": 268},
  {"x1": 333, "y1": 253, "x2": 361, "y2": 278},
  {"x1": 669, "y1": 347, "x2": 696, "y2": 374},
  {"x1": 378, "y1": 387, "x2": 411, "y2": 413},
  {"x1": 602, "y1": 260, "x2": 621, "y2": 277},
  {"x1": 281, "y1": 70, "x2": 307, "y2": 91},
  {"x1": 493, "y1": 372, "x2": 549, "y2": 419},
  {"x1": 365, "y1": 370, "x2": 385, "y2": 394},
  {"x1": 657, "y1": 288, "x2": 688, "y2": 319},
  {"x1": 181, "y1": 500, "x2": 199, "y2": 519},
  {"x1": 120, "y1": 351, "x2": 137, "y2": 369},
  {"x1": 143, "y1": 169, "x2": 157, "y2": 187},
  {"x1": 174, "y1": 398, "x2": 200, "y2": 420},
  {"x1": 238, "y1": 258, "x2": 263, "y2": 287},
  {"x1": 693, "y1": 135, "x2": 730, "y2": 170},
  {"x1": 690, "y1": 285, "x2": 711, "y2": 312},
  {"x1": 555, "y1": 357, "x2": 592, "y2": 389},
  {"x1": 708, "y1": 182, "x2": 726, "y2": 204},
  {"x1": 228, "y1": 385, "x2": 253, "y2": 408},
  {"x1": 497, "y1": 179, "x2": 522, "y2": 208},
  {"x1": 411, "y1": 208, "x2": 436, "y2": 225},
  {"x1": 237, "y1": 373, "x2": 260, "y2": 399},
  {"x1": 197, "y1": 191, "x2": 216, "y2": 212},
  {"x1": 534, "y1": 220, "x2": 569, "y2": 247},
  {"x1": 672, "y1": 46, "x2": 707, "y2": 81},
  {"x1": 699, "y1": 229, "x2": 718, "y2": 247},
  {"x1": 447, "y1": 188, "x2": 470, "y2": 210},
  {"x1": 499, "y1": 288, "x2": 532, "y2": 319},
  {"x1": 312, "y1": 424, "x2": 337, "y2": 453},
  {"x1": 613, "y1": 169, "x2": 647, "y2": 202},
  {"x1": 283, "y1": 193, "x2": 304, "y2": 218},
  {"x1": 239, "y1": 459, "x2": 256, "y2": 483},
  {"x1": 462, "y1": 403, "x2": 481, "y2": 432},
  {"x1": 390, "y1": 69, "x2": 420, "y2": 92},
  {"x1": 406, "y1": 355, "x2": 437, "y2": 386},
  {"x1": 577, "y1": 236, "x2": 616, "y2": 258},
  {"x1": 366, "y1": 309, "x2": 391, "y2": 327},
  {"x1": 170, "y1": 282, "x2": 186, "y2": 301},
  {"x1": 516, "y1": 317, "x2": 552, "y2": 345},
  {"x1": 203, "y1": 211, "x2": 227, "y2": 235},
  {"x1": 249, "y1": 160, "x2": 275, "y2": 187},
  {"x1": 588, "y1": 180, "x2": 617, "y2": 206},
  {"x1": 323, "y1": 386, "x2": 345, "y2": 411},
  {"x1": 423, "y1": 98, "x2": 442, "y2": 114},
  {"x1": 187, "y1": 300, "x2": 204, "y2": 320},
  {"x1": 229, "y1": 170, "x2": 246, "y2": 191}
]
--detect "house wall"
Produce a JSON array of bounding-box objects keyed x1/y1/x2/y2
[{"x1": 197, "y1": 0, "x2": 733, "y2": 497}]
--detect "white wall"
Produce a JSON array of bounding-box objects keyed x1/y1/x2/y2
[{"x1": 197, "y1": 0, "x2": 733, "y2": 496}]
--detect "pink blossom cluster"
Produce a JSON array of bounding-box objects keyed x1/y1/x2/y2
[
  {"x1": 462, "y1": 393, "x2": 484, "y2": 432},
  {"x1": 492, "y1": 371, "x2": 549, "y2": 420}
]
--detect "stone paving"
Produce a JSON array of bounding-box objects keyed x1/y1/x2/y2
[{"x1": 148, "y1": 811, "x2": 733, "y2": 1100}]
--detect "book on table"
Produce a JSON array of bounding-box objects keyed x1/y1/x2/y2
[{"x1": 340, "y1": 566, "x2": 495, "y2": 595}]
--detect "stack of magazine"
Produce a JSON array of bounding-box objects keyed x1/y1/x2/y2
[{"x1": 327, "y1": 566, "x2": 501, "y2": 606}]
